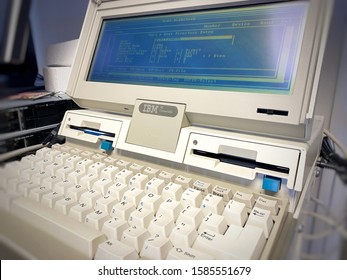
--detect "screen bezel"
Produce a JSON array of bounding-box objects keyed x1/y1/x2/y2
[{"x1": 67, "y1": 0, "x2": 324, "y2": 137}]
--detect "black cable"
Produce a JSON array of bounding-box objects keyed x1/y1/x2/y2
[
  {"x1": 41, "y1": 123, "x2": 65, "y2": 147},
  {"x1": 318, "y1": 136, "x2": 347, "y2": 185}
]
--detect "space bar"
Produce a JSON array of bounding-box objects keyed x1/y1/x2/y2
[{"x1": 10, "y1": 197, "x2": 107, "y2": 259}]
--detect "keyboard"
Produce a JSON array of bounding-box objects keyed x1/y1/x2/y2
[{"x1": 0, "y1": 143, "x2": 288, "y2": 260}]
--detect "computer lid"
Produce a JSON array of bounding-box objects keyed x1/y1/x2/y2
[{"x1": 67, "y1": 0, "x2": 332, "y2": 139}]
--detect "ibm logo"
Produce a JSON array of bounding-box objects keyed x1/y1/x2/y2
[{"x1": 139, "y1": 102, "x2": 178, "y2": 117}]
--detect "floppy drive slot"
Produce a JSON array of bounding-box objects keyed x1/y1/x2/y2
[
  {"x1": 69, "y1": 125, "x2": 116, "y2": 138},
  {"x1": 193, "y1": 150, "x2": 290, "y2": 174},
  {"x1": 59, "y1": 111, "x2": 123, "y2": 146},
  {"x1": 184, "y1": 133, "x2": 300, "y2": 188}
]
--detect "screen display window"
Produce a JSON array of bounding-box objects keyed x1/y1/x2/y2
[{"x1": 88, "y1": 2, "x2": 307, "y2": 95}]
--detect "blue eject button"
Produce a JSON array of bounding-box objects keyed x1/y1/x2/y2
[
  {"x1": 262, "y1": 175, "x2": 281, "y2": 193},
  {"x1": 100, "y1": 140, "x2": 113, "y2": 151}
]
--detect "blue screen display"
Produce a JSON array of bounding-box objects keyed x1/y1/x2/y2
[{"x1": 88, "y1": 2, "x2": 307, "y2": 94}]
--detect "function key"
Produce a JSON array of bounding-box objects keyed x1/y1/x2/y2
[
  {"x1": 193, "y1": 180, "x2": 212, "y2": 195},
  {"x1": 143, "y1": 167, "x2": 159, "y2": 179},
  {"x1": 158, "y1": 171, "x2": 175, "y2": 184},
  {"x1": 212, "y1": 185, "x2": 232, "y2": 202},
  {"x1": 255, "y1": 196, "x2": 279, "y2": 215},
  {"x1": 232, "y1": 190, "x2": 255, "y2": 208},
  {"x1": 116, "y1": 160, "x2": 131, "y2": 169},
  {"x1": 174, "y1": 175, "x2": 192, "y2": 189},
  {"x1": 80, "y1": 150, "x2": 94, "y2": 158}
]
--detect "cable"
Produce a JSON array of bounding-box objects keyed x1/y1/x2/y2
[
  {"x1": 323, "y1": 129, "x2": 347, "y2": 158},
  {"x1": 0, "y1": 123, "x2": 65, "y2": 164},
  {"x1": 318, "y1": 131, "x2": 347, "y2": 185},
  {"x1": 0, "y1": 144, "x2": 43, "y2": 163}
]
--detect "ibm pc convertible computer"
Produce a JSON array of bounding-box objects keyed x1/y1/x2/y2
[{"x1": 0, "y1": 0, "x2": 332, "y2": 259}]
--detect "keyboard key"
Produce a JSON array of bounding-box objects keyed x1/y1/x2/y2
[
  {"x1": 193, "y1": 180, "x2": 212, "y2": 195},
  {"x1": 35, "y1": 147, "x2": 51, "y2": 159},
  {"x1": 139, "y1": 192, "x2": 162, "y2": 214},
  {"x1": 66, "y1": 184, "x2": 88, "y2": 201},
  {"x1": 18, "y1": 181, "x2": 40, "y2": 197},
  {"x1": 116, "y1": 160, "x2": 131, "y2": 169},
  {"x1": 181, "y1": 188, "x2": 202, "y2": 208},
  {"x1": 92, "y1": 178, "x2": 113, "y2": 195},
  {"x1": 169, "y1": 222, "x2": 197, "y2": 247},
  {"x1": 70, "y1": 148, "x2": 83, "y2": 155},
  {"x1": 53, "y1": 152, "x2": 71, "y2": 165},
  {"x1": 91, "y1": 154, "x2": 107, "y2": 162},
  {"x1": 55, "y1": 165, "x2": 74, "y2": 180},
  {"x1": 79, "y1": 189, "x2": 102, "y2": 207},
  {"x1": 129, "y1": 173, "x2": 149, "y2": 189},
  {"x1": 200, "y1": 193, "x2": 224, "y2": 215},
  {"x1": 95, "y1": 239, "x2": 139, "y2": 260},
  {"x1": 166, "y1": 246, "x2": 213, "y2": 260},
  {"x1": 247, "y1": 207, "x2": 273, "y2": 238},
  {"x1": 107, "y1": 182, "x2": 129, "y2": 201},
  {"x1": 111, "y1": 201, "x2": 135, "y2": 220},
  {"x1": 212, "y1": 185, "x2": 233, "y2": 202},
  {"x1": 42, "y1": 175, "x2": 62, "y2": 189},
  {"x1": 174, "y1": 175, "x2": 193, "y2": 189},
  {"x1": 114, "y1": 169, "x2": 133, "y2": 184},
  {"x1": 76, "y1": 158, "x2": 94, "y2": 173},
  {"x1": 95, "y1": 195, "x2": 117, "y2": 213},
  {"x1": 41, "y1": 191, "x2": 64, "y2": 208},
  {"x1": 65, "y1": 155, "x2": 82, "y2": 168},
  {"x1": 22, "y1": 167, "x2": 41, "y2": 180},
  {"x1": 67, "y1": 169, "x2": 86, "y2": 184},
  {"x1": 140, "y1": 235, "x2": 173, "y2": 260},
  {"x1": 121, "y1": 226, "x2": 150, "y2": 253},
  {"x1": 69, "y1": 202, "x2": 94, "y2": 222},
  {"x1": 102, "y1": 218, "x2": 129, "y2": 240},
  {"x1": 55, "y1": 196, "x2": 78, "y2": 215},
  {"x1": 85, "y1": 210, "x2": 110, "y2": 230},
  {"x1": 45, "y1": 150, "x2": 61, "y2": 161},
  {"x1": 128, "y1": 207, "x2": 154, "y2": 228},
  {"x1": 198, "y1": 213, "x2": 228, "y2": 234},
  {"x1": 176, "y1": 205, "x2": 204, "y2": 229},
  {"x1": 143, "y1": 167, "x2": 159, "y2": 179},
  {"x1": 233, "y1": 191, "x2": 255, "y2": 208},
  {"x1": 81, "y1": 150, "x2": 94, "y2": 158},
  {"x1": 20, "y1": 155, "x2": 39, "y2": 169},
  {"x1": 122, "y1": 187, "x2": 145, "y2": 207},
  {"x1": 129, "y1": 163, "x2": 145, "y2": 173},
  {"x1": 100, "y1": 165, "x2": 119, "y2": 180},
  {"x1": 87, "y1": 162, "x2": 106, "y2": 176},
  {"x1": 31, "y1": 171, "x2": 51, "y2": 185},
  {"x1": 6, "y1": 177, "x2": 28, "y2": 194},
  {"x1": 79, "y1": 173, "x2": 99, "y2": 189},
  {"x1": 35, "y1": 159, "x2": 53, "y2": 172},
  {"x1": 147, "y1": 215, "x2": 175, "y2": 237},
  {"x1": 161, "y1": 182, "x2": 183, "y2": 201},
  {"x1": 145, "y1": 178, "x2": 165, "y2": 194},
  {"x1": 103, "y1": 157, "x2": 118, "y2": 166},
  {"x1": 222, "y1": 199, "x2": 248, "y2": 227},
  {"x1": 45, "y1": 162, "x2": 62, "y2": 176},
  {"x1": 53, "y1": 180, "x2": 74, "y2": 195},
  {"x1": 29, "y1": 186, "x2": 51, "y2": 202},
  {"x1": 158, "y1": 171, "x2": 175, "y2": 183},
  {"x1": 255, "y1": 196, "x2": 279, "y2": 215},
  {"x1": 193, "y1": 225, "x2": 266, "y2": 259},
  {"x1": 156, "y1": 198, "x2": 182, "y2": 221}
]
